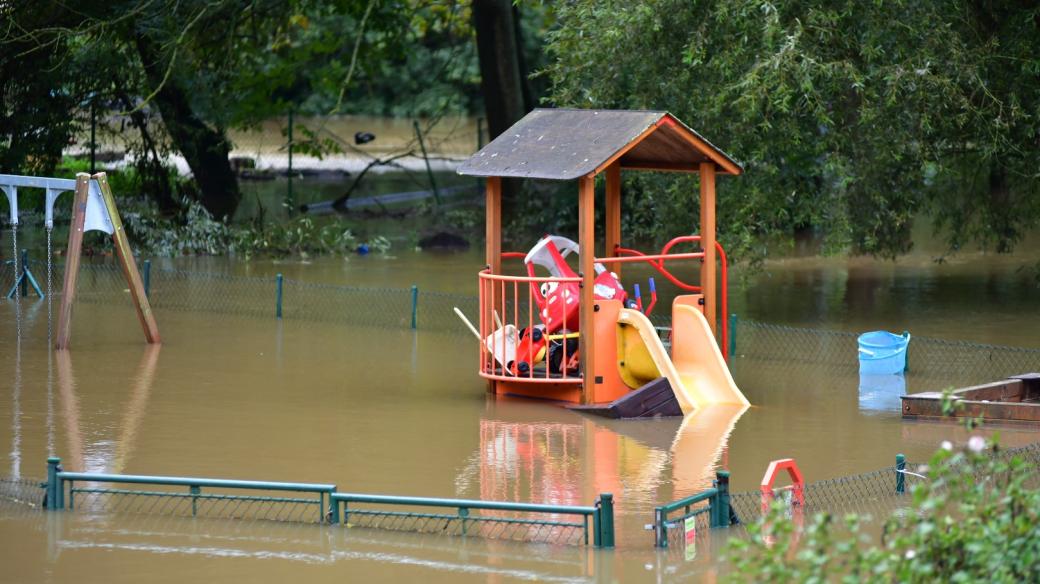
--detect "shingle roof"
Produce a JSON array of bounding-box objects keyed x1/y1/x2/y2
[{"x1": 457, "y1": 108, "x2": 742, "y2": 180}]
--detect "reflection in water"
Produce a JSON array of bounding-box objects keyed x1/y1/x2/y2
[
  {"x1": 670, "y1": 405, "x2": 748, "y2": 497},
  {"x1": 858, "y1": 373, "x2": 906, "y2": 413},
  {"x1": 54, "y1": 346, "x2": 161, "y2": 474},
  {"x1": 9, "y1": 295, "x2": 21, "y2": 479},
  {"x1": 112, "y1": 345, "x2": 161, "y2": 474},
  {"x1": 473, "y1": 403, "x2": 747, "y2": 526}
]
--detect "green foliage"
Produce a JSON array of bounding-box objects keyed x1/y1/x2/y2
[
  {"x1": 726, "y1": 440, "x2": 1040, "y2": 582},
  {"x1": 120, "y1": 197, "x2": 384, "y2": 259},
  {"x1": 542, "y1": 0, "x2": 1040, "y2": 260}
]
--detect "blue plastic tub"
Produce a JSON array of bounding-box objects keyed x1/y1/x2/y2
[{"x1": 857, "y1": 330, "x2": 910, "y2": 375}]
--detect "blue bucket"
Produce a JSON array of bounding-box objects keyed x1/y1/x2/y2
[{"x1": 857, "y1": 330, "x2": 910, "y2": 375}]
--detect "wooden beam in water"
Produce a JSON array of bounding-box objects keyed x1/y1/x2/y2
[
  {"x1": 95, "y1": 172, "x2": 161, "y2": 344},
  {"x1": 54, "y1": 174, "x2": 89, "y2": 350}
]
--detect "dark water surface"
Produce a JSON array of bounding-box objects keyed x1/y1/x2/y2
[{"x1": 2, "y1": 238, "x2": 1039, "y2": 582}]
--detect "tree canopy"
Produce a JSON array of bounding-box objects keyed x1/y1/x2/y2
[{"x1": 542, "y1": 0, "x2": 1040, "y2": 258}]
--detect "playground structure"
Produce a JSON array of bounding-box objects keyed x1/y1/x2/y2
[
  {"x1": 2, "y1": 172, "x2": 159, "y2": 349},
  {"x1": 457, "y1": 109, "x2": 749, "y2": 415}
]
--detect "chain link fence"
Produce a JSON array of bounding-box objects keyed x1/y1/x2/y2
[
  {"x1": 5, "y1": 260, "x2": 1039, "y2": 382},
  {"x1": 341, "y1": 505, "x2": 589, "y2": 545},
  {"x1": 67, "y1": 485, "x2": 327, "y2": 524},
  {"x1": 0, "y1": 477, "x2": 44, "y2": 510},
  {"x1": 731, "y1": 319, "x2": 1040, "y2": 389}
]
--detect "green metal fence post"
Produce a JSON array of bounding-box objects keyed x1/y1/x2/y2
[
  {"x1": 653, "y1": 506, "x2": 667, "y2": 548},
  {"x1": 896, "y1": 453, "x2": 906, "y2": 494},
  {"x1": 729, "y1": 313, "x2": 738, "y2": 357},
  {"x1": 190, "y1": 485, "x2": 200, "y2": 517},
  {"x1": 328, "y1": 488, "x2": 340, "y2": 525},
  {"x1": 459, "y1": 507, "x2": 469, "y2": 536},
  {"x1": 596, "y1": 493, "x2": 615, "y2": 548},
  {"x1": 20, "y1": 249, "x2": 28, "y2": 296},
  {"x1": 715, "y1": 470, "x2": 731, "y2": 527},
  {"x1": 410, "y1": 285, "x2": 418, "y2": 330},
  {"x1": 46, "y1": 457, "x2": 62, "y2": 510},
  {"x1": 143, "y1": 259, "x2": 151, "y2": 298},
  {"x1": 276, "y1": 273, "x2": 283, "y2": 319}
]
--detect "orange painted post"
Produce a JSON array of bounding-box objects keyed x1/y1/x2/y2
[
  {"x1": 578, "y1": 175, "x2": 596, "y2": 404},
  {"x1": 95, "y1": 173, "x2": 160, "y2": 344},
  {"x1": 699, "y1": 162, "x2": 717, "y2": 336},
  {"x1": 54, "y1": 174, "x2": 90, "y2": 350},
  {"x1": 605, "y1": 162, "x2": 621, "y2": 278},
  {"x1": 485, "y1": 176, "x2": 502, "y2": 274},
  {"x1": 484, "y1": 176, "x2": 502, "y2": 394}
]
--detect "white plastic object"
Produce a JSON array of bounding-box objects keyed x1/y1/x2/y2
[
  {"x1": 83, "y1": 179, "x2": 114, "y2": 234},
  {"x1": 485, "y1": 324, "x2": 518, "y2": 370}
]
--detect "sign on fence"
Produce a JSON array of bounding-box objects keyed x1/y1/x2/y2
[{"x1": 684, "y1": 516, "x2": 697, "y2": 561}]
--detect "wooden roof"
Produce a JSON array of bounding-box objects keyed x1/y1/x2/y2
[{"x1": 457, "y1": 108, "x2": 742, "y2": 180}]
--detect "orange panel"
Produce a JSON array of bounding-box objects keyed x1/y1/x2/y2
[
  {"x1": 591, "y1": 300, "x2": 630, "y2": 404},
  {"x1": 495, "y1": 380, "x2": 585, "y2": 404}
]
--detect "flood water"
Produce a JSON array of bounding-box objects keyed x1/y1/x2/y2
[{"x1": 2, "y1": 222, "x2": 1040, "y2": 582}]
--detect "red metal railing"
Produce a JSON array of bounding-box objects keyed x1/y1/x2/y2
[
  {"x1": 599, "y1": 236, "x2": 730, "y2": 361},
  {"x1": 478, "y1": 236, "x2": 730, "y2": 383},
  {"x1": 478, "y1": 266, "x2": 584, "y2": 383}
]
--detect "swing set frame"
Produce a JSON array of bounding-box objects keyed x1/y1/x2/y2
[{"x1": 2, "y1": 171, "x2": 159, "y2": 349}]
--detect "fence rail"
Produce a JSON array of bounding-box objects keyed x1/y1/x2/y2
[
  {"x1": 652, "y1": 471, "x2": 734, "y2": 548},
  {"x1": 40, "y1": 457, "x2": 614, "y2": 548},
  {"x1": 331, "y1": 492, "x2": 611, "y2": 547}
]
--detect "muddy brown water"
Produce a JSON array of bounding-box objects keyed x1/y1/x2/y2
[{"x1": 2, "y1": 239, "x2": 1039, "y2": 582}]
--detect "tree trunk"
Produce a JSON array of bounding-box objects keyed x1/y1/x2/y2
[
  {"x1": 134, "y1": 35, "x2": 240, "y2": 221},
  {"x1": 473, "y1": 0, "x2": 533, "y2": 214},
  {"x1": 473, "y1": 0, "x2": 529, "y2": 138}
]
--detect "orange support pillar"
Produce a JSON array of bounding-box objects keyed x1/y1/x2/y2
[
  {"x1": 485, "y1": 176, "x2": 502, "y2": 274},
  {"x1": 699, "y1": 162, "x2": 717, "y2": 336},
  {"x1": 578, "y1": 175, "x2": 596, "y2": 404},
  {"x1": 484, "y1": 176, "x2": 502, "y2": 394},
  {"x1": 605, "y1": 163, "x2": 621, "y2": 278}
]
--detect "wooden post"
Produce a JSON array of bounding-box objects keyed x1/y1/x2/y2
[
  {"x1": 578, "y1": 175, "x2": 597, "y2": 404},
  {"x1": 54, "y1": 174, "x2": 90, "y2": 350},
  {"x1": 605, "y1": 162, "x2": 621, "y2": 278},
  {"x1": 699, "y1": 162, "x2": 717, "y2": 336},
  {"x1": 485, "y1": 177, "x2": 502, "y2": 274},
  {"x1": 484, "y1": 176, "x2": 502, "y2": 394},
  {"x1": 95, "y1": 173, "x2": 161, "y2": 344}
]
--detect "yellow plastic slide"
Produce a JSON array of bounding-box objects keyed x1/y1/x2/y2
[{"x1": 617, "y1": 304, "x2": 750, "y2": 415}]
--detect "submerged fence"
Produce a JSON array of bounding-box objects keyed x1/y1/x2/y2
[
  {"x1": 4, "y1": 259, "x2": 1035, "y2": 388},
  {"x1": 732, "y1": 318, "x2": 1040, "y2": 388},
  {"x1": 654, "y1": 441, "x2": 1040, "y2": 549},
  {"x1": 39, "y1": 458, "x2": 615, "y2": 548}
]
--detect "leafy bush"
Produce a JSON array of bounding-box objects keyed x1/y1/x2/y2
[
  {"x1": 120, "y1": 198, "x2": 384, "y2": 259},
  {"x1": 726, "y1": 438, "x2": 1039, "y2": 582}
]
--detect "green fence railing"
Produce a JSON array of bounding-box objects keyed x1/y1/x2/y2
[
  {"x1": 41, "y1": 457, "x2": 614, "y2": 548},
  {"x1": 652, "y1": 471, "x2": 734, "y2": 548},
  {"x1": 330, "y1": 492, "x2": 613, "y2": 547},
  {"x1": 46, "y1": 458, "x2": 336, "y2": 524}
]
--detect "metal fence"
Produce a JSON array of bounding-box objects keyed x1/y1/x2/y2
[
  {"x1": 657, "y1": 441, "x2": 1040, "y2": 552},
  {"x1": 730, "y1": 317, "x2": 1040, "y2": 388},
  {"x1": 39, "y1": 458, "x2": 614, "y2": 548},
  {"x1": 331, "y1": 493, "x2": 610, "y2": 546},
  {"x1": 0, "y1": 476, "x2": 44, "y2": 509},
  {"x1": 651, "y1": 471, "x2": 733, "y2": 548},
  {"x1": 5, "y1": 260, "x2": 1039, "y2": 367}
]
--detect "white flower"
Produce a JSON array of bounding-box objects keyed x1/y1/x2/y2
[
  {"x1": 905, "y1": 549, "x2": 916, "y2": 560},
  {"x1": 968, "y1": 436, "x2": 986, "y2": 453},
  {"x1": 941, "y1": 440, "x2": 953, "y2": 451}
]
